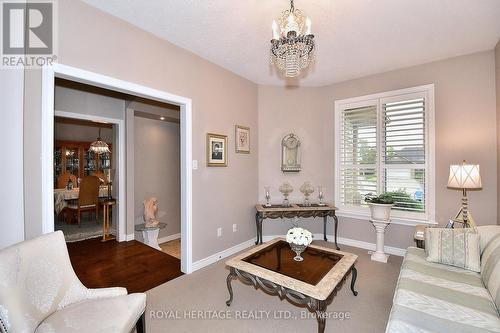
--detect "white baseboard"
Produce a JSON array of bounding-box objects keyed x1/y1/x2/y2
[
  {"x1": 126, "y1": 233, "x2": 134, "y2": 241},
  {"x1": 263, "y1": 233, "x2": 406, "y2": 257},
  {"x1": 157, "y1": 233, "x2": 181, "y2": 245},
  {"x1": 191, "y1": 238, "x2": 256, "y2": 272},
  {"x1": 335, "y1": 236, "x2": 407, "y2": 257},
  {"x1": 190, "y1": 233, "x2": 407, "y2": 273}
]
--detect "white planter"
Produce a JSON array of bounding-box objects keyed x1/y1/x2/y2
[{"x1": 368, "y1": 203, "x2": 393, "y2": 221}]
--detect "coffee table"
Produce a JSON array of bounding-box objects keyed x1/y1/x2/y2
[{"x1": 225, "y1": 238, "x2": 358, "y2": 333}]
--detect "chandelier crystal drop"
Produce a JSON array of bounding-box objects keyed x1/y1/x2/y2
[{"x1": 270, "y1": 0, "x2": 315, "y2": 78}]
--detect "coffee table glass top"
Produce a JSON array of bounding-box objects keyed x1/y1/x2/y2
[{"x1": 243, "y1": 240, "x2": 343, "y2": 285}]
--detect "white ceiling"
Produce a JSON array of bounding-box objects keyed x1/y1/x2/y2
[{"x1": 81, "y1": 0, "x2": 500, "y2": 87}]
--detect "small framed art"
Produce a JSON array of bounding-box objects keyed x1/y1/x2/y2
[
  {"x1": 235, "y1": 125, "x2": 250, "y2": 154},
  {"x1": 207, "y1": 133, "x2": 228, "y2": 167}
]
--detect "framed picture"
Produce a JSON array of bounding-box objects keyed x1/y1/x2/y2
[
  {"x1": 235, "y1": 125, "x2": 250, "y2": 154},
  {"x1": 207, "y1": 133, "x2": 228, "y2": 167}
]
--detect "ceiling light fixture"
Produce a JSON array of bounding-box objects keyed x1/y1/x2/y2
[
  {"x1": 160, "y1": 116, "x2": 165, "y2": 120},
  {"x1": 89, "y1": 128, "x2": 110, "y2": 155},
  {"x1": 270, "y1": 0, "x2": 315, "y2": 78}
]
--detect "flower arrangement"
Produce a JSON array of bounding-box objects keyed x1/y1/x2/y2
[{"x1": 286, "y1": 227, "x2": 313, "y2": 246}]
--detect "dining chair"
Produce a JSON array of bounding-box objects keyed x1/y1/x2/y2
[
  {"x1": 67, "y1": 175, "x2": 101, "y2": 226},
  {"x1": 56, "y1": 172, "x2": 77, "y2": 189},
  {"x1": 0, "y1": 231, "x2": 146, "y2": 333},
  {"x1": 91, "y1": 171, "x2": 107, "y2": 183}
]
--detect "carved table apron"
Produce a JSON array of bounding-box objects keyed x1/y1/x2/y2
[{"x1": 255, "y1": 204, "x2": 340, "y2": 250}]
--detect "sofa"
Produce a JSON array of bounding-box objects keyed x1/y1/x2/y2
[
  {"x1": 386, "y1": 225, "x2": 500, "y2": 333},
  {"x1": 0, "y1": 231, "x2": 146, "y2": 333}
]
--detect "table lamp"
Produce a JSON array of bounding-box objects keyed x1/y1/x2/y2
[{"x1": 447, "y1": 161, "x2": 482, "y2": 227}]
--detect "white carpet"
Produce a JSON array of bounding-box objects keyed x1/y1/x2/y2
[{"x1": 145, "y1": 241, "x2": 403, "y2": 333}]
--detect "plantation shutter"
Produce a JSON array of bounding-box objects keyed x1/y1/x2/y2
[
  {"x1": 381, "y1": 96, "x2": 426, "y2": 214},
  {"x1": 340, "y1": 105, "x2": 377, "y2": 206}
]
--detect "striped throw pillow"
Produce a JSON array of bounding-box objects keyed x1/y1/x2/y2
[{"x1": 425, "y1": 227, "x2": 480, "y2": 272}]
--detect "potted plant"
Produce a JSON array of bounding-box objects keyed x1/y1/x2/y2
[{"x1": 365, "y1": 193, "x2": 395, "y2": 221}]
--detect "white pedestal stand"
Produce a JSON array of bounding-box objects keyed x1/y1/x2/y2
[
  {"x1": 135, "y1": 222, "x2": 167, "y2": 251},
  {"x1": 370, "y1": 219, "x2": 391, "y2": 263},
  {"x1": 142, "y1": 228, "x2": 161, "y2": 250}
]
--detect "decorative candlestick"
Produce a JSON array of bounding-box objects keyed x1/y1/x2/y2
[
  {"x1": 318, "y1": 186, "x2": 325, "y2": 206},
  {"x1": 264, "y1": 186, "x2": 271, "y2": 207}
]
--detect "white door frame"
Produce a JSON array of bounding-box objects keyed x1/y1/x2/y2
[{"x1": 41, "y1": 63, "x2": 194, "y2": 273}]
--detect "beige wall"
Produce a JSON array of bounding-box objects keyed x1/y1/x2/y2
[
  {"x1": 496, "y1": 40, "x2": 500, "y2": 225},
  {"x1": 0, "y1": 69, "x2": 25, "y2": 248},
  {"x1": 54, "y1": 123, "x2": 113, "y2": 142},
  {"x1": 23, "y1": 0, "x2": 259, "y2": 261},
  {"x1": 16, "y1": 0, "x2": 499, "y2": 256},
  {"x1": 134, "y1": 117, "x2": 180, "y2": 239},
  {"x1": 259, "y1": 51, "x2": 497, "y2": 249}
]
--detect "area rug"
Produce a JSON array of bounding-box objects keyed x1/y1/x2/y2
[
  {"x1": 55, "y1": 217, "x2": 115, "y2": 242},
  {"x1": 146, "y1": 241, "x2": 403, "y2": 333}
]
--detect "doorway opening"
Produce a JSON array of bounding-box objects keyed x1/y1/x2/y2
[{"x1": 41, "y1": 64, "x2": 193, "y2": 274}]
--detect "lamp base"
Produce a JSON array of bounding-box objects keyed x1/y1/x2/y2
[{"x1": 453, "y1": 208, "x2": 476, "y2": 228}]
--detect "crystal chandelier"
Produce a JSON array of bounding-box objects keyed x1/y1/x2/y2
[
  {"x1": 270, "y1": 0, "x2": 315, "y2": 78},
  {"x1": 90, "y1": 128, "x2": 110, "y2": 155}
]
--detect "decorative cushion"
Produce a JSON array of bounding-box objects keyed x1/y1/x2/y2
[{"x1": 425, "y1": 228, "x2": 481, "y2": 272}]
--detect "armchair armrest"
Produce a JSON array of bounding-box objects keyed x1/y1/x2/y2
[{"x1": 87, "y1": 287, "x2": 128, "y2": 300}]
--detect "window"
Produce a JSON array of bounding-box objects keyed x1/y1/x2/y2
[{"x1": 335, "y1": 85, "x2": 435, "y2": 223}]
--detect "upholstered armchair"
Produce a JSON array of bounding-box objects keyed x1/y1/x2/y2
[{"x1": 0, "y1": 231, "x2": 146, "y2": 333}]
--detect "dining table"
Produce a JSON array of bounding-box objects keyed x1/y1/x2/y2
[{"x1": 54, "y1": 186, "x2": 109, "y2": 215}]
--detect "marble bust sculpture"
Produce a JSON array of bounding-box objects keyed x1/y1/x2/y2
[{"x1": 143, "y1": 197, "x2": 160, "y2": 228}]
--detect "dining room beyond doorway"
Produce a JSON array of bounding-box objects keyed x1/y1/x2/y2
[{"x1": 53, "y1": 116, "x2": 117, "y2": 242}]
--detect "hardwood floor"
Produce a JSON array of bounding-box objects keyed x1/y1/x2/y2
[{"x1": 67, "y1": 238, "x2": 183, "y2": 293}]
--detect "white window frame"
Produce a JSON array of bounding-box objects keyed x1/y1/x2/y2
[{"x1": 334, "y1": 85, "x2": 436, "y2": 226}]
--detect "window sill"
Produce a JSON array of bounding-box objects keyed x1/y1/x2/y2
[{"x1": 335, "y1": 210, "x2": 438, "y2": 227}]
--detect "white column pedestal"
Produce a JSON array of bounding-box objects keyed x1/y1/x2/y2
[
  {"x1": 370, "y1": 219, "x2": 391, "y2": 263},
  {"x1": 142, "y1": 228, "x2": 161, "y2": 250}
]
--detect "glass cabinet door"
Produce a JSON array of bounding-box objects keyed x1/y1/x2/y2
[
  {"x1": 54, "y1": 146, "x2": 62, "y2": 185},
  {"x1": 65, "y1": 146, "x2": 80, "y2": 177},
  {"x1": 99, "y1": 151, "x2": 111, "y2": 171},
  {"x1": 83, "y1": 148, "x2": 97, "y2": 176}
]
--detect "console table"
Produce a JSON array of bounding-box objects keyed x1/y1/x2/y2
[{"x1": 255, "y1": 204, "x2": 339, "y2": 250}]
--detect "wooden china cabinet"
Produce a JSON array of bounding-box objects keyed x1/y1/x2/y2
[{"x1": 54, "y1": 140, "x2": 112, "y2": 187}]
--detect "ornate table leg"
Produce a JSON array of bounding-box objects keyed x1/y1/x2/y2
[
  {"x1": 350, "y1": 266, "x2": 358, "y2": 296},
  {"x1": 255, "y1": 213, "x2": 263, "y2": 245},
  {"x1": 333, "y1": 214, "x2": 340, "y2": 250},
  {"x1": 226, "y1": 267, "x2": 236, "y2": 306},
  {"x1": 323, "y1": 216, "x2": 328, "y2": 241},
  {"x1": 310, "y1": 299, "x2": 327, "y2": 333}
]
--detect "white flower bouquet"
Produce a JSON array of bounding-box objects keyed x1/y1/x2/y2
[{"x1": 286, "y1": 227, "x2": 313, "y2": 246}]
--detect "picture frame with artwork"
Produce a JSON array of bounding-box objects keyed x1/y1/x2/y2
[
  {"x1": 235, "y1": 125, "x2": 250, "y2": 154},
  {"x1": 207, "y1": 133, "x2": 228, "y2": 167}
]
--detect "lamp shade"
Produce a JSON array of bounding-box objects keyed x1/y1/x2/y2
[{"x1": 447, "y1": 163, "x2": 482, "y2": 189}]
